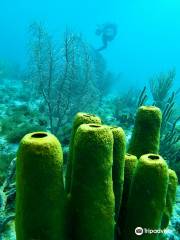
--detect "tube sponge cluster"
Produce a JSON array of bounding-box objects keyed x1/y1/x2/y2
[
  {"x1": 122, "y1": 154, "x2": 169, "y2": 240},
  {"x1": 15, "y1": 107, "x2": 178, "y2": 240}
]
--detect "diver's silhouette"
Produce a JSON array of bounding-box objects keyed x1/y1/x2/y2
[{"x1": 96, "y1": 23, "x2": 117, "y2": 51}]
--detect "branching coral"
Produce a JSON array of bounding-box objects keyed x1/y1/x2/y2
[
  {"x1": 137, "y1": 86, "x2": 148, "y2": 107},
  {"x1": 149, "y1": 69, "x2": 175, "y2": 108},
  {"x1": 160, "y1": 116, "x2": 180, "y2": 180},
  {"x1": 161, "y1": 92, "x2": 176, "y2": 134},
  {"x1": 25, "y1": 23, "x2": 110, "y2": 137}
]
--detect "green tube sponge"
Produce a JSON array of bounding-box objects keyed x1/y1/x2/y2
[
  {"x1": 65, "y1": 112, "x2": 101, "y2": 193},
  {"x1": 16, "y1": 132, "x2": 65, "y2": 240},
  {"x1": 69, "y1": 124, "x2": 115, "y2": 240},
  {"x1": 128, "y1": 106, "x2": 162, "y2": 158},
  {"x1": 122, "y1": 154, "x2": 169, "y2": 240},
  {"x1": 161, "y1": 169, "x2": 178, "y2": 229},
  {"x1": 110, "y1": 126, "x2": 126, "y2": 222},
  {"x1": 118, "y1": 154, "x2": 138, "y2": 233}
]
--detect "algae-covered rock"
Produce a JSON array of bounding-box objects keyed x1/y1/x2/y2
[
  {"x1": 128, "y1": 106, "x2": 162, "y2": 158},
  {"x1": 110, "y1": 126, "x2": 126, "y2": 222},
  {"x1": 119, "y1": 154, "x2": 138, "y2": 234},
  {"x1": 65, "y1": 112, "x2": 101, "y2": 193},
  {"x1": 161, "y1": 169, "x2": 178, "y2": 229},
  {"x1": 69, "y1": 124, "x2": 115, "y2": 240},
  {"x1": 16, "y1": 132, "x2": 65, "y2": 240},
  {"x1": 122, "y1": 154, "x2": 169, "y2": 240}
]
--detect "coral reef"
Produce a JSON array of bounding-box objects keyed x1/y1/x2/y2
[
  {"x1": 0, "y1": 107, "x2": 178, "y2": 240},
  {"x1": 0, "y1": 95, "x2": 47, "y2": 144},
  {"x1": 0, "y1": 21, "x2": 179, "y2": 239},
  {"x1": 0, "y1": 158, "x2": 16, "y2": 238},
  {"x1": 112, "y1": 69, "x2": 179, "y2": 179},
  {"x1": 16, "y1": 132, "x2": 65, "y2": 240}
]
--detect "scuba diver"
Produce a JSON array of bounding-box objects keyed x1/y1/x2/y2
[{"x1": 96, "y1": 23, "x2": 117, "y2": 51}]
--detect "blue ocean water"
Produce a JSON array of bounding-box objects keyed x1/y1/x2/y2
[{"x1": 0, "y1": 0, "x2": 180, "y2": 88}]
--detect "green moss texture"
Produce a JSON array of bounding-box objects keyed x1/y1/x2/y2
[
  {"x1": 69, "y1": 124, "x2": 115, "y2": 240},
  {"x1": 16, "y1": 132, "x2": 65, "y2": 240},
  {"x1": 123, "y1": 154, "x2": 169, "y2": 240},
  {"x1": 128, "y1": 106, "x2": 162, "y2": 158},
  {"x1": 65, "y1": 112, "x2": 101, "y2": 193},
  {"x1": 161, "y1": 169, "x2": 178, "y2": 229},
  {"x1": 110, "y1": 126, "x2": 126, "y2": 222},
  {"x1": 119, "y1": 153, "x2": 138, "y2": 234}
]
